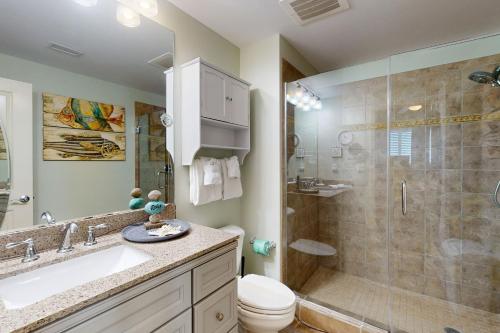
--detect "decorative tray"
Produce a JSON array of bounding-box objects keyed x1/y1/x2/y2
[{"x1": 121, "y1": 219, "x2": 191, "y2": 243}]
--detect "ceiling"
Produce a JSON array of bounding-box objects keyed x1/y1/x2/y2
[
  {"x1": 168, "y1": 0, "x2": 500, "y2": 73},
  {"x1": 0, "y1": 0, "x2": 174, "y2": 94}
]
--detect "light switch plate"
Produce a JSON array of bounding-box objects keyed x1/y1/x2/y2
[{"x1": 331, "y1": 146, "x2": 342, "y2": 158}]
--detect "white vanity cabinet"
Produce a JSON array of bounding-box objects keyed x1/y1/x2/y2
[
  {"x1": 181, "y1": 58, "x2": 251, "y2": 166},
  {"x1": 37, "y1": 243, "x2": 238, "y2": 333}
]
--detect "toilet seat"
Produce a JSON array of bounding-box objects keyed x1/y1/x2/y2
[
  {"x1": 238, "y1": 301, "x2": 295, "y2": 315},
  {"x1": 238, "y1": 274, "x2": 296, "y2": 313}
]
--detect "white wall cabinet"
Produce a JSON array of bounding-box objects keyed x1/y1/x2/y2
[
  {"x1": 181, "y1": 58, "x2": 251, "y2": 165},
  {"x1": 37, "y1": 244, "x2": 238, "y2": 333}
]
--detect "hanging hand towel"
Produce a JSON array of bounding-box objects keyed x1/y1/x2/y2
[
  {"x1": 225, "y1": 156, "x2": 241, "y2": 179},
  {"x1": 221, "y1": 158, "x2": 243, "y2": 200},
  {"x1": 202, "y1": 157, "x2": 222, "y2": 185},
  {"x1": 190, "y1": 159, "x2": 223, "y2": 206}
]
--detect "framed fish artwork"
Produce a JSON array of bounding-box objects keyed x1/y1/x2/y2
[{"x1": 42, "y1": 93, "x2": 126, "y2": 161}]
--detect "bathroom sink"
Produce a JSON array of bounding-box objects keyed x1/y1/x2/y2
[{"x1": 0, "y1": 245, "x2": 152, "y2": 309}]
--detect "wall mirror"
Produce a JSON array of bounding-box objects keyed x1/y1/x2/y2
[{"x1": 0, "y1": 0, "x2": 175, "y2": 232}]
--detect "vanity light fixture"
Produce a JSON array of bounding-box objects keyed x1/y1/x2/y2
[
  {"x1": 287, "y1": 83, "x2": 322, "y2": 111},
  {"x1": 116, "y1": 4, "x2": 141, "y2": 28},
  {"x1": 72, "y1": 0, "x2": 98, "y2": 7},
  {"x1": 408, "y1": 105, "x2": 423, "y2": 112}
]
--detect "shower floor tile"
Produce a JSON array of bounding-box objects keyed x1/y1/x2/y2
[{"x1": 300, "y1": 267, "x2": 499, "y2": 333}]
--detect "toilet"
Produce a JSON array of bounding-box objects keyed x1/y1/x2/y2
[{"x1": 219, "y1": 225, "x2": 296, "y2": 333}]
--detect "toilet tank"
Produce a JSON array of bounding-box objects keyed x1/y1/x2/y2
[{"x1": 219, "y1": 225, "x2": 245, "y2": 273}]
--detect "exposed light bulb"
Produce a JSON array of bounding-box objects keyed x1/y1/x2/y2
[
  {"x1": 302, "y1": 94, "x2": 311, "y2": 103},
  {"x1": 408, "y1": 105, "x2": 423, "y2": 112},
  {"x1": 117, "y1": 4, "x2": 141, "y2": 27},
  {"x1": 314, "y1": 100, "x2": 322, "y2": 110},
  {"x1": 296, "y1": 101, "x2": 304, "y2": 109},
  {"x1": 137, "y1": 0, "x2": 158, "y2": 17},
  {"x1": 295, "y1": 89, "x2": 303, "y2": 99},
  {"x1": 303, "y1": 105, "x2": 311, "y2": 111},
  {"x1": 73, "y1": 0, "x2": 98, "y2": 7}
]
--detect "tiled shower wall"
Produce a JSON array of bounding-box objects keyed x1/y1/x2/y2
[
  {"x1": 286, "y1": 190, "x2": 319, "y2": 291},
  {"x1": 295, "y1": 53, "x2": 500, "y2": 313}
]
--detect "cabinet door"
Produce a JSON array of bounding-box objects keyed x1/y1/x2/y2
[
  {"x1": 154, "y1": 309, "x2": 192, "y2": 333},
  {"x1": 201, "y1": 65, "x2": 227, "y2": 122},
  {"x1": 226, "y1": 77, "x2": 249, "y2": 127},
  {"x1": 65, "y1": 272, "x2": 191, "y2": 333}
]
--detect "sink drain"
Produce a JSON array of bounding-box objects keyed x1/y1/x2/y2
[{"x1": 444, "y1": 328, "x2": 461, "y2": 333}]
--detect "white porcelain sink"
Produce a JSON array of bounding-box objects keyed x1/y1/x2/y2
[{"x1": 0, "y1": 245, "x2": 152, "y2": 309}]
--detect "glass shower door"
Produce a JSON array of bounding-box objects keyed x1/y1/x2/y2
[
  {"x1": 388, "y1": 42, "x2": 500, "y2": 333},
  {"x1": 134, "y1": 102, "x2": 174, "y2": 202},
  {"x1": 284, "y1": 64, "x2": 392, "y2": 329}
]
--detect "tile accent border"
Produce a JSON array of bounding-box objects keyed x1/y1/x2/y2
[{"x1": 343, "y1": 112, "x2": 500, "y2": 132}]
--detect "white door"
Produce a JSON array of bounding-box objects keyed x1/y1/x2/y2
[
  {"x1": 200, "y1": 65, "x2": 227, "y2": 122},
  {"x1": 226, "y1": 77, "x2": 249, "y2": 127},
  {"x1": 0, "y1": 78, "x2": 33, "y2": 230}
]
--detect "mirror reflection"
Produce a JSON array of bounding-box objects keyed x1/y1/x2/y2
[{"x1": 0, "y1": 0, "x2": 174, "y2": 232}]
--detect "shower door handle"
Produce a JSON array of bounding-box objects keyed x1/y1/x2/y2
[
  {"x1": 401, "y1": 180, "x2": 407, "y2": 215},
  {"x1": 494, "y1": 180, "x2": 500, "y2": 207},
  {"x1": 157, "y1": 170, "x2": 167, "y2": 189}
]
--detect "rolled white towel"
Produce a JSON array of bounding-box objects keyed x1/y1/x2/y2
[
  {"x1": 201, "y1": 157, "x2": 222, "y2": 185},
  {"x1": 225, "y1": 156, "x2": 240, "y2": 179}
]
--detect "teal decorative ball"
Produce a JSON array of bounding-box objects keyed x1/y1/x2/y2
[
  {"x1": 129, "y1": 197, "x2": 145, "y2": 210},
  {"x1": 145, "y1": 201, "x2": 165, "y2": 215}
]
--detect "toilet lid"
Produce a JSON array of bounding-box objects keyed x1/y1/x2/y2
[{"x1": 238, "y1": 274, "x2": 296, "y2": 311}]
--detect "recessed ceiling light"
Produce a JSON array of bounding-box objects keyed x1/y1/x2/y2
[
  {"x1": 72, "y1": 0, "x2": 98, "y2": 7},
  {"x1": 116, "y1": 4, "x2": 141, "y2": 28},
  {"x1": 408, "y1": 105, "x2": 423, "y2": 112},
  {"x1": 118, "y1": 0, "x2": 159, "y2": 18},
  {"x1": 138, "y1": 0, "x2": 158, "y2": 17}
]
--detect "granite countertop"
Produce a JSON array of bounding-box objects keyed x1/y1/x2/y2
[{"x1": 0, "y1": 223, "x2": 238, "y2": 333}]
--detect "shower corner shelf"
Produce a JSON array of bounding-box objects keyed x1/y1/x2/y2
[{"x1": 181, "y1": 58, "x2": 251, "y2": 166}]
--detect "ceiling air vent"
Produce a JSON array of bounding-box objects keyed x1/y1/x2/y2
[
  {"x1": 48, "y1": 42, "x2": 83, "y2": 57},
  {"x1": 280, "y1": 0, "x2": 350, "y2": 25},
  {"x1": 147, "y1": 52, "x2": 174, "y2": 70}
]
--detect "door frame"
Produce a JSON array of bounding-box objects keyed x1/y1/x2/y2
[{"x1": 0, "y1": 77, "x2": 33, "y2": 229}]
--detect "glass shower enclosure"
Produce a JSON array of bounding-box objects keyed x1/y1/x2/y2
[{"x1": 284, "y1": 35, "x2": 500, "y2": 333}]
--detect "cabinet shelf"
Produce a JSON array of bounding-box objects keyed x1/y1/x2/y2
[
  {"x1": 181, "y1": 58, "x2": 251, "y2": 166},
  {"x1": 200, "y1": 144, "x2": 250, "y2": 150}
]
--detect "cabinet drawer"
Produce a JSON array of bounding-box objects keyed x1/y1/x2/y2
[
  {"x1": 66, "y1": 271, "x2": 191, "y2": 333},
  {"x1": 193, "y1": 279, "x2": 237, "y2": 333},
  {"x1": 193, "y1": 250, "x2": 236, "y2": 303},
  {"x1": 154, "y1": 309, "x2": 192, "y2": 333}
]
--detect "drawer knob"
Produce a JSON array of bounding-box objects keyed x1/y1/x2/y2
[{"x1": 216, "y1": 312, "x2": 224, "y2": 321}]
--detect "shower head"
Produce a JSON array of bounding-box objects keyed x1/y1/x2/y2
[{"x1": 468, "y1": 66, "x2": 500, "y2": 87}]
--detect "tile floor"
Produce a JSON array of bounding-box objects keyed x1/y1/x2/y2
[{"x1": 299, "y1": 267, "x2": 500, "y2": 333}]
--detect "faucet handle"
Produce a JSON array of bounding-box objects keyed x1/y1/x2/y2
[
  {"x1": 6, "y1": 238, "x2": 40, "y2": 263},
  {"x1": 84, "y1": 224, "x2": 108, "y2": 246},
  {"x1": 89, "y1": 223, "x2": 108, "y2": 231}
]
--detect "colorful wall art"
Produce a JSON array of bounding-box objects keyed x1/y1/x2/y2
[{"x1": 42, "y1": 93, "x2": 126, "y2": 161}]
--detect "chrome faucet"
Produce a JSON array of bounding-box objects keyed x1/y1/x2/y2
[
  {"x1": 5, "y1": 238, "x2": 39, "y2": 263},
  {"x1": 41, "y1": 211, "x2": 56, "y2": 225},
  {"x1": 58, "y1": 223, "x2": 78, "y2": 253},
  {"x1": 84, "y1": 224, "x2": 108, "y2": 246}
]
